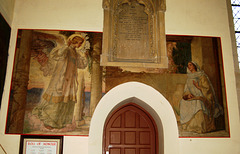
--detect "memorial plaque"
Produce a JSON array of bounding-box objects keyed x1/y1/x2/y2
[
  {"x1": 114, "y1": 1, "x2": 153, "y2": 62},
  {"x1": 101, "y1": 0, "x2": 168, "y2": 68}
]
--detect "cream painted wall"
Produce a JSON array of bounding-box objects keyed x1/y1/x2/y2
[
  {"x1": 0, "y1": 0, "x2": 240, "y2": 154},
  {"x1": 0, "y1": 0, "x2": 15, "y2": 25}
]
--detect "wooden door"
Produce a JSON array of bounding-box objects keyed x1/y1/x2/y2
[{"x1": 103, "y1": 103, "x2": 158, "y2": 154}]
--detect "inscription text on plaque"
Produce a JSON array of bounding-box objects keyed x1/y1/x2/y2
[{"x1": 101, "y1": 0, "x2": 168, "y2": 68}]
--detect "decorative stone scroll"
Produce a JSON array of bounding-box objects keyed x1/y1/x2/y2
[{"x1": 101, "y1": 0, "x2": 168, "y2": 68}]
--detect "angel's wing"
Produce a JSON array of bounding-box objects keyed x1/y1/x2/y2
[{"x1": 31, "y1": 31, "x2": 67, "y2": 76}]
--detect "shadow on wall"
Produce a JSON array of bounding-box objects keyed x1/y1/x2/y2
[{"x1": 0, "y1": 13, "x2": 11, "y2": 109}]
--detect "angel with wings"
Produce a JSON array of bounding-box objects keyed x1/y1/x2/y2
[{"x1": 31, "y1": 33, "x2": 89, "y2": 131}]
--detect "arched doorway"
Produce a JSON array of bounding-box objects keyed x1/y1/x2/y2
[
  {"x1": 88, "y1": 82, "x2": 179, "y2": 154},
  {"x1": 103, "y1": 103, "x2": 158, "y2": 154}
]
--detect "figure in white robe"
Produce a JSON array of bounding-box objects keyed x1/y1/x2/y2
[
  {"x1": 32, "y1": 34, "x2": 87, "y2": 130},
  {"x1": 180, "y1": 61, "x2": 223, "y2": 133}
]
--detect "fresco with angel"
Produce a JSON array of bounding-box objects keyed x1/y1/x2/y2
[
  {"x1": 6, "y1": 30, "x2": 103, "y2": 135},
  {"x1": 6, "y1": 30, "x2": 229, "y2": 137}
]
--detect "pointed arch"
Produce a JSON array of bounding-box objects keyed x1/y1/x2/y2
[{"x1": 88, "y1": 82, "x2": 179, "y2": 154}]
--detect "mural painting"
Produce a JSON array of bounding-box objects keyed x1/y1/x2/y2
[
  {"x1": 104, "y1": 36, "x2": 229, "y2": 137},
  {"x1": 6, "y1": 29, "x2": 229, "y2": 137},
  {"x1": 6, "y1": 29, "x2": 103, "y2": 135}
]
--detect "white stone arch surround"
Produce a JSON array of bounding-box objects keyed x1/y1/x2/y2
[{"x1": 88, "y1": 82, "x2": 179, "y2": 154}]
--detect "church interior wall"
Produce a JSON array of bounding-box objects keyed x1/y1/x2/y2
[{"x1": 0, "y1": 0, "x2": 240, "y2": 154}]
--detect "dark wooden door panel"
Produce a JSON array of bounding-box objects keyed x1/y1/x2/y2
[{"x1": 104, "y1": 103, "x2": 158, "y2": 154}]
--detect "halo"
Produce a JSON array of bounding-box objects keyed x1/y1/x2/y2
[{"x1": 67, "y1": 33, "x2": 86, "y2": 50}]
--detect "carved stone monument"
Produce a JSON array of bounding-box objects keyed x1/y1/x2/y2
[{"x1": 101, "y1": 0, "x2": 168, "y2": 68}]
